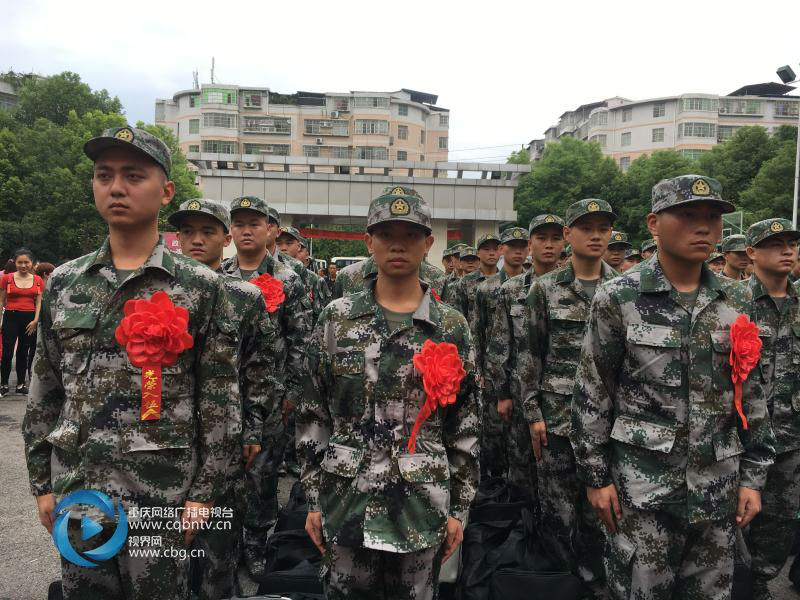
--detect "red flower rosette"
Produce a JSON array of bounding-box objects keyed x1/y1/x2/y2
[
  {"x1": 407, "y1": 339, "x2": 466, "y2": 454},
  {"x1": 250, "y1": 273, "x2": 286, "y2": 314},
  {"x1": 729, "y1": 314, "x2": 762, "y2": 431},
  {"x1": 115, "y1": 291, "x2": 194, "y2": 420}
]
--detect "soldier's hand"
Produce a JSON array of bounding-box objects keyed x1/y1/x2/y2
[
  {"x1": 587, "y1": 484, "x2": 622, "y2": 534},
  {"x1": 529, "y1": 421, "x2": 548, "y2": 460},
  {"x1": 36, "y1": 493, "x2": 55, "y2": 534},
  {"x1": 305, "y1": 511, "x2": 326, "y2": 555},
  {"x1": 736, "y1": 487, "x2": 762, "y2": 528},
  {"x1": 182, "y1": 500, "x2": 214, "y2": 546},
  {"x1": 442, "y1": 516, "x2": 464, "y2": 563},
  {"x1": 497, "y1": 399, "x2": 513, "y2": 424},
  {"x1": 242, "y1": 444, "x2": 261, "y2": 470}
]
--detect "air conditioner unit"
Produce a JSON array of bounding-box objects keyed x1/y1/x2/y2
[
  {"x1": 316, "y1": 138, "x2": 324, "y2": 144},
  {"x1": 331, "y1": 111, "x2": 339, "y2": 119},
  {"x1": 243, "y1": 162, "x2": 258, "y2": 169},
  {"x1": 265, "y1": 145, "x2": 274, "y2": 152},
  {"x1": 320, "y1": 121, "x2": 331, "y2": 128}
]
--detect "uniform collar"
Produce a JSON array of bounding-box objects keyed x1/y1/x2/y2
[
  {"x1": 347, "y1": 277, "x2": 440, "y2": 329},
  {"x1": 224, "y1": 252, "x2": 275, "y2": 277},
  {"x1": 639, "y1": 255, "x2": 723, "y2": 296},
  {"x1": 748, "y1": 273, "x2": 798, "y2": 301},
  {"x1": 554, "y1": 260, "x2": 615, "y2": 285},
  {"x1": 85, "y1": 235, "x2": 176, "y2": 277}
]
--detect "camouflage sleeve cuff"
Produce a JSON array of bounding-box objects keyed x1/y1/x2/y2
[
  {"x1": 304, "y1": 484, "x2": 321, "y2": 512},
  {"x1": 449, "y1": 506, "x2": 468, "y2": 524},
  {"x1": 739, "y1": 462, "x2": 768, "y2": 492},
  {"x1": 580, "y1": 466, "x2": 612, "y2": 489},
  {"x1": 522, "y1": 393, "x2": 543, "y2": 423},
  {"x1": 31, "y1": 482, "x2": 53, "y2": 496}
]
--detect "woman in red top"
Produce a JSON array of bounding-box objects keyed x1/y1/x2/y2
[{"x1": 0, "y1": 249, "x2": 43, "y2": 396}]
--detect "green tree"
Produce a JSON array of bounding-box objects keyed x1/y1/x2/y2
[
  {"x1": 739, "y1": 134, "x2": 797, "y2": 223},
  {"x1": 11, "y1": 71, "x2": 122, "y2": 127},
  {"x1": 507, "y1": 148, "x2": 531, "y2": 164}
]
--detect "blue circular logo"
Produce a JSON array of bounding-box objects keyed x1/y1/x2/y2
[{"x1": 52, "y1": 490, "x2": 128, "y2": 567}]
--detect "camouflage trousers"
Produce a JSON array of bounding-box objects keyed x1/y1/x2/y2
[
  {"x1": 324, "y1": 542, "x2": 444, "y2": 600},
  {"x1": 480, "y1": 397, "x2": 509, "y2": 479},
  {"x1": 243, "y1": 430, "x2": 287, "y2": 576},
  {"x1": 746, "y1": 447, "x2": 800, "y2": 582},
  {"x1": 507, "y1": 398, "x2": 537, "y2": 503},
  {"x1": 538, "y1": 433, "x2": 605, "y2": 584},
  {"x1": 605, "y1": 504, "x2": 736, "y2": 600},
  {"x1": 60, "y1": 516, "x2": 189, "y2": 600},
  {"x1": 191, "y1": 479, "x2": 245, "y2": 600},
  {"x1": 282, "y1": 413, "x2": 300, "y2": 475}
]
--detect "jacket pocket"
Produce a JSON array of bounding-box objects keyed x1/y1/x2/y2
[
  {"x1": 122, "y1": 421, "x2": 193, "y2": 453},
  {"x1": 713, "y1": 427, "x2": 745, "y2": 462},
  {"x1": 331, "y1": 351, "x2": 365, "y2": 417},
  {"x1": 626, "y1": 324, "x2": 681, "y2": 388},
  {"x1": 710, "y1": 330, "x2": 733, "y2": 392},
  {"x1": 610, "y1": 414, "x2": 677, "y2": 454},
  {"x1": 320, "y1": 443, "x2": 364, "y2": 478},
  {"x1": 509, "y1": 303, "x2": 526, "y2": 339},
  {"x1": 52, "y1": 312, "x2": 98, "y2": 375},
  {"x1": 397, "y1": 452, "x2": 450, "y2": 483}
]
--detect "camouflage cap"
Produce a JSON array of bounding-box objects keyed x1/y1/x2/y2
[
  {"x1": 608, "y1": 231, "x2": 632, "y2": 248},
  {"x1": 651, "y1": 174, "x2": 734, "y2": 214},
  {"x1": 641, "y1": 238, "x2": 657, "y2": 253},
  {"x1": 529, "y1": 213, "x2": 566, "y2": 233},
  {"x1": 230, "y1": 196, "x2": 269, "y2": 217},
  {"x1": 459, "y1": 246, "x2": 478, "y2": 259},
  {"x1": 443, "y1": 246, "x2": 460, "y2": 258},
  {"x1": 500, "y1": 227, "x2": 529, "y2": 244},
  {"x1": 746, "y1": 218, "x2": 800, "y2": 247},
  {"x1": 523, "y1": 255, "x2": 533, "y2": 265},
  {"x1": 168, "y1": 198, "x2": 231, "y2": 232},
  {"x1": 84, "y1": 126, "x2": 172, "y2": 177},
  {"x1": 706, "y1": 251, "x2": 725, "y2": 263},
  {"x1": 268, "y1": 207, "x2": 281, "y2": 226},
  {"x1": 366, "y1": 186, "x2": 432, "y2": 234},
  {"x1": 625, "y1": 248, "x2": 641, "y2": 259},
  {"x1": 721, "y1": 234, "x2": 747, "y2": 253},
  {"x1": 278, "y1": 226, "x2": 302, "y2": 242},
  {"x1": 565, "y1": 199, "x2": 616, "y2": 226},
  {"x1": 298, "y1": 236, "x2": 310, "y2": 248},
  {"x1": 476, "y1": 233, "x2": 502, "y2": 249}
]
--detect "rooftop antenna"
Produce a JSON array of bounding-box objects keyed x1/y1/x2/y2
[
  {"x1": 210, "y1": 57, "x2": 215, "y2": 84},
  {"x1": 192, "y1": 69, "x2": 199, "y2": 89}
]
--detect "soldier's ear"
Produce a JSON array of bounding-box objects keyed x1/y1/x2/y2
[
  {"x1": 425, "y1": 235, "x2": 434, "y2": 253},
  {"x1": 365, "y1": 233, "x2": 374, "y2": 254},
  {"x1": 746, "y1": 246, "x2": 756, "y2": 261},
  {"x1": 646, "y1": 213, "x2": 659, "y2": 238}
]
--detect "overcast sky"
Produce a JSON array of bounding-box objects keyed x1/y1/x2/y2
[{"x1": 3, "y1": 0, "x2": 799, "y2": 163}]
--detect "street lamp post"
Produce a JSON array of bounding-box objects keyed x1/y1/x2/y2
[{"x1": 777, "y1": 65, "x2": 800, "y2": 228}]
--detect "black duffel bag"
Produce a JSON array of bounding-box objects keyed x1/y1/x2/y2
[
  {"x1": 275, "y1": 480, "x2": 311, "y2": 533},
  {"x1": 257, "y1": 559, "x2": 324, "y2": 598}
]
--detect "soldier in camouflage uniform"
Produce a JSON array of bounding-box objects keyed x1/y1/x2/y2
[
  {"x1": 485, "y1": 214, "x2": 566, "y2": 500},
  {"x1": 721, "y1": 234, "x2": 749, "y2": 280},
  {"x1": 621, "y1": 248, "x2": 642, "y2": 272},
  {"x1": 572, "y1": 175, "x2": 776, "y2": 599},
  {"x1": 441, "y1": 245, "x2": 458, "y2": 276},
  {"x1": 222, "y1": 195, "x2": 312, "y2": 577},
  {"x1": 448, "y1": 233, "x2": 501, "y2": 322},
  {"x1": 297, "y1": 234, "x2": 333, "y2": 309},
  {"x1": 474, "y1": 227, "x2": 529, "y2": 478},
  {"x1": 277, "y1": 225, "x2": 327, "y2": 324},
  {"x1": 603, "y1": 231, "x2": 632, "y2": 271},
  {"x1": 524, "y1": 200, "x2": 618, "y2": 592},
  {"x1": 297, "y1": 187, "x2": 480, "y2": 600},
  {"x1": 743, "y1": 218, "x2": 800, "y2": 599},
  {"x1": 707, "y1": 251, "x2": 726, "y2": 274},
  {"x1": 440, "y1": 246, "x2": 462, "y2": 302},
  {"x1": 170, "y1": 198, "x2": 280, "y2": 599},
  {"x1": 23, "y1": 127, "x2": 238, "y2": 600},
  {"x1": 641, "y1": 238, "x2": 658, "y2": 260}
]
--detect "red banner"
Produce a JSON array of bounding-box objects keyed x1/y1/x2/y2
[{"x1": 298, "y1": 228, "x2": 463, "y2": 241}]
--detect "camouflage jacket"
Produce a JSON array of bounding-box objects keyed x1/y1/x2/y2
[
  {"x1": 297, "y1": 279, "x2": 480, "y2": 553},
  {"x1": 472, "y1": 269, "x2": 513, "y2": 378},
  {"x1": 449, "y1": 268, "x2": 498, "y2": 325},
  {"x1": 222, "y1": 253, "x2": 311, "y2": 411},
  {"x1": 22, "y1": 237, "x2": 238, "y2": 520},
  {"x1": 748, "y1": 274, "x2": 800, "y2": 453},
  {"x1": 572, "y1": 256, "x2": 776, "y2": 523},
  {"x1": 523, "y1": 261, "x2": 618, "y2": 432},
  {"x1": 334, "y1": 256, "x2": 447, "y2": 300},
  {"x1": 272, "y1": 248, "x2": 325, "y2": 324},
  {"x1": 484, "y1": 270, "x2": 537, "y2": 406}
]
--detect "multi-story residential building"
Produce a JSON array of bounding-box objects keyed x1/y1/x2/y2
[
  {"x1": 0, "y1": 82, "x2": 17, "y2": 112},
  {"x1": 155, "y1": 85, "x2": 450, "y2": 164},
  {"x1": 528, "y1": 82, "x2": 800, "y2": 169}
]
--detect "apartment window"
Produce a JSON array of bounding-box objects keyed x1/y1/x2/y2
[
  {"x1": 244, "y1": 143, "x2": 290, "y2": 156},
  {"x1": 652, "y1": 128, "x2": 664, "y2": 142},
  {"x1": 717, "y1": 126, "x2": 740, "y2": 142},
  {"x1": 621, "y1": 132, "x2": 631, "y2": 147},
  {"x1": 331, "y1": 97, "x2": 349, "y2": 112},
  {"x1": 653, "y1": 102, "x2": 666, "y2": 117},
  {"x1": 590, "y1": 111, "x2": 608, "y2": 127},
  {"x1": 189, "y1": 119, "x2": 199, "y2": 134},
  {"x1": 398, "y1": 104, "x2": 408, "y2": 116},
  {"x1": 242, "y1": 116, "x2": 291, "y2": 135},
  {"x1": 398, "y1": 125, "x2": 408, "y2": 140},
  {"x1": 353, "y1": 96, "x2": 390, "y2": 109},
  {"x1": 355, "y1": 146, "x2": 388, "y2": 160},
  {"x1": 188, "y1": 145, "x2": 199, "y2": 153},
  {"x1": 421, "y1": 131, "x2": 426, "y2": 144},
  {"x1": 681, "y1": 97, "x2": 718, "y2": 112},
  {"x1": 679, "y1": 122, "x2": 716, "y2": 138},
  {"x1": 775, "y1": 100, "x2": 799, "y2": 117},
  {"x1": 621, "y1": 108, "x2": 632, "y2": 122},
  {"x1": 202, "y1": 88, "x2": 238, "y2": 105},
  {"x1": 354, "y1": 119, "x2": 389, "y2": 135},
  {"x1": 619, "y1": 156, "x2": 631, "y2": 170},
  {"x1": 189, "y1": 95, "x2": 200, "y2": 108},
  {"x1": 679, "y1": 149, "x2": 709, "y2": 161},
  {"x1": 331, "y1": 146, "x2": 351, "y2": 159},
  {"x1": 305, "y1": 119, "x2": 348, "y2": 136},
  {"x1": 243, "y1": 92, "x2": 263, "y2": 108},
  {"x1": 202, "y1": 140, "x2": 238, "y2": 153},
  {"x1": 439, "y1": 114, "x2": 449, "y2": 127},
  {"x1": 397, "y1": 150, "x2": 408, "y2": 161},
  {"x1": 303, "y1": 145, "x2": 320, "y2": 158},
  {"x1": 420, "y1": 154, "x2": 425, "y2": 161},
  {"x1": 203, "y1": 113, "x2": 237, "y2": 129},
  {"x1": 590, "y1": 134, "x2": 607, "y2": 148},
  {"x1": 719, "y1": 98, "x2": 762, "y2": 115},
  {"x1": 439, "y1": 136, "x2": 449, "y2": 149}
]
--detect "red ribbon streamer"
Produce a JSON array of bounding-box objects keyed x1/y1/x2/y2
[{"x1": 729, "y1": 314, "x2": 762, "y2": 431}]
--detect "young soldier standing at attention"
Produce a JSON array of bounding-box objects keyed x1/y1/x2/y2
[
  {"x1": 222, "y1": 196, "x2": 311, "y2": 577},
  {"x1": 23, "y1": 127, "x2": 237, "y2": 599},
  {"x1": 572, "y1": 175, "x2": 775, "y2": 599},
  {"x1": 721, "y1": 234, "x2": 750, "y2": 280},
  {"x1": 525, "y1": 199, "x2": 618, "y2": 595},
  {"x1": 603, "y1": 231, "x2": 631, "y2": 272},
  {"x1": 485, "y1": 214, "x2": 565, "y2": 500},
  {"x1": 451, "y1": 234, "x2": 501, "y2": 323},
  {"x1": 297, "y1": 187, "x2": 479, "y2": 600},
  {"x1": 641, "y1": 238, "x2": 658, "y2": 260},
  {"x1": 744, "y1": 218, "x2": 800, "y2": 600}
]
